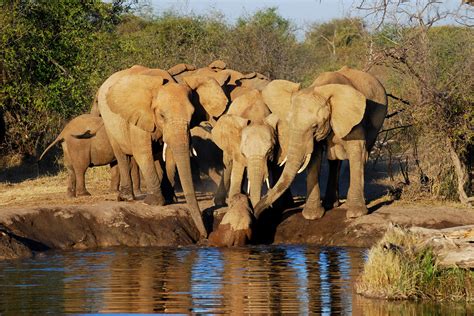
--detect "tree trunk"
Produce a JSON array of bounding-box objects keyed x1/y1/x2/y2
[{"x1": 447, "y1": 139, "x2": 473, "y2": 206}]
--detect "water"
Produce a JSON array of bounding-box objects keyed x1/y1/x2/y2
[{"x1": 0, "y1": 246, "x2": 471, "y2": 314}]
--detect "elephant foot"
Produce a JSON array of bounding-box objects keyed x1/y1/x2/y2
[
  {"x1": 144, "y1": 193, "x2": 166, "y2": 206},
  {"x1": 323, "y1": 197, "x2": 341, "y2": 210},
  {"x1": 302, "y1": 204, "x2": 325, "y2": 220},
  {"x1": 345, "y1": 203, "x2": 368, "y2": 218},
  {"x1": 77, "y1": 190, "x2": 91, "y2": 197},
  {"x1": 117, "y1": 188, "x2": 134, "y2": 202},
  {"x1": 133, "y1": 188, "x2": 144, "y2": 196},
  {"x1": 66, "y1": 190, "x2": 76, "y2": 198}
]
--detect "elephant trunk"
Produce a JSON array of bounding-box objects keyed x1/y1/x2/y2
[
  {"x1": 254, "y1": 129, "x2": 309, "y2": 218},
  {"x1": 167, "y1": 122, "x2": 207, "y2": 238},
  {"x1": 247, "y1": 156, "x2": 267, "y2": 209}
]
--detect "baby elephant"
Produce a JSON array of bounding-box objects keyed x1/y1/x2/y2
[
  {"x1": 39, "y1": 114, "x2": 140, "y2": 197},
  {"x1": 209, "y1": 194, "x2": 254, "y2": 247}
]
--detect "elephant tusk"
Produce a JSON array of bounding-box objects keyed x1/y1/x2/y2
[
  {"x1": 297, "y1": 154, "x2": 312, "y2": 174},
  {"x1": 265, "y1": 177, "x2": 270, "y2": 190},
  {"x1": 191, "y1": 146, "x2": 197, "y2": 157},
  {"x1": 279, "y1": 156, "x2": 287, "y2": 167},
  {"x1": 162, "y1": 142, "x2": 167, "y2": 162},
  {"x1": 247, "y1": 180, "x2": 250, "y2": 194}
]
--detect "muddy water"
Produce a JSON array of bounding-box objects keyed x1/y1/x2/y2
[{"x1": 0, "y1": 246, "x2": 471, "y2": 314}]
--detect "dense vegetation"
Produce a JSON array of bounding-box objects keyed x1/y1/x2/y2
[{"x1": 1, "y1": 0, "x2": 472, "y2": 203}]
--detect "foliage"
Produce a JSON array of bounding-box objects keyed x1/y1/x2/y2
[
  {"x1": 1, "y1": 0, "x2": 130, "y2": 155},
  {"x1": 303, "y1": 18, "x2": 367, "y2": 80},
  {"x1": 357, "y1": 226, "x2": 474, "y2": 301}
]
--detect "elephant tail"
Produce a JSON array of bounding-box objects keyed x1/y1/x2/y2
[{"x1": 38, "y1": 134, "x2": 64, "y2": 161}]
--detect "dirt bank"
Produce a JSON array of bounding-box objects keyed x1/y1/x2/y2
[
  {"x1": 1, "y1": 195, "x2": 473, "y2": 260},
  {"x1": 0, "y1": 201, "x2": 200, "y2": 260},
  {"x1": 271, "y1": 201, "x2": 474, "y2": 247}
]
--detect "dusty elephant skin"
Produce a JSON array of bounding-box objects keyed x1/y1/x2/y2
[{"x1": 208, "y1": 194, "x2": 254, "y2": 247}]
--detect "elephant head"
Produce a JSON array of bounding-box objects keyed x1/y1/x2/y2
[
  {"x1": 212, "y1": 114, "x2": 279, "y2": 207},
  {"x1": 106, "y1": 72, "x2": 228, "y2": 237},
  {"x1": 254, "y1": 80, "x2": 367, "y2": 215}
]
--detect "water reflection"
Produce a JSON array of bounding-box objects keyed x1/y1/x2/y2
[{"x1": 0, "y1": 246, "x2": 472, "y2": 314}]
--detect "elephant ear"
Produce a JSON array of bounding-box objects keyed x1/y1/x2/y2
[
  {"x1": 264, "y1": 113, "x2": 279, "y2": 130},
  {"x1": 183, "y1": 75, "x2": 229, "y2": 118},
  {"x1": 236, "y1": 72, "x2": 270, "y2": 90},
  {"x1": 167, "y1": 63, "x2": 196, "y2": 76},
  {"x1": 208, "y1": 60, "x2": 227, "y2": 70},
  {"x1": 227, "y1": 89, "x2": 260, "y2": 116},
  {"x1": 212, "y1": 115, "x2": 249, "y2": 162},
  {"x1": 107, "y1": 74, "x2": 165, "y2": 132},
  {"x1": 262, "y1": 80, "x2": 301, "y2": 119},
  {"x1": 313, "y1": 84, "x2": 366, "y2": 139},
  {"x1": 220, "y1": 69, "x2": 244, "y2": 85},
  {"x1": 140, "y1": 68, "x2": 176, "y2": 83}
]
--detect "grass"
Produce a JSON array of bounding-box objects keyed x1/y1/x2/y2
[{"x1": 356, "y1": 225, "x2": 474, "y2": 301}]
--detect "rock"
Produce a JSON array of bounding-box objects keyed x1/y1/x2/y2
[{"x1": 209, "y1": 194, "x2": 253, "y2": 247}]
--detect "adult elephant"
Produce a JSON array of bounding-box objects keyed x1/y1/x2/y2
[
  {"x1": 254, "y1": 66, "x2": 387, "y2": 219},
  {"x1": 97, "y1": 65, "x2": 228, "y2": 238}
]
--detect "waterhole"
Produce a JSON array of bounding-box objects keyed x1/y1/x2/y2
[{"x1": 0, "y1": 246, "x2": 471, "y2": 314}]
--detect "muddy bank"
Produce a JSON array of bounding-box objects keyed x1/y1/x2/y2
[
  {"x1": 0, "y1": 201, "x2": 200, "y2": 260},
  {"x1": 1, "y1": 199, "x2": 473, "y2": 260},
  {"x1": 271, "y1": 202, "x2": 474, "y2": 247}
]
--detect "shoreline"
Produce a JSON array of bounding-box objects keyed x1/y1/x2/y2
[{"x1": 2, "y1": 199, "x2": 473, "y2": 260}]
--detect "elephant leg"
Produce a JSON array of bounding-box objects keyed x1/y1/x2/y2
[
  {"x1": 132, "y1": 142, "x2": 165, "y2": 206},
  {"x1": 208, "y1": 168, "x2": 222, "y2": 188},
  {"x1": 112, "y1": 143, "x2": 134, "y2": 201},
  {"x1": 228, "y1": 160, "x2": 245, "y2": 200},
  {"x1": 74, "y1": 162, "x2": 91, "y2": 197},
  {"x1": 323, "y1": 159, "x2": 341, "y2": 210},
  {"x1": 214, "y1": 158, "x2": 231, "y2": 206},
  {"x1": 344, "y1": 139, "x2": 368, "y2": 218},
  {"x1": 130, "y1": 157, "x2": 143, "y2": 195},
  {"x1": 63, "y1": 144, "x2": 76, "y2": 197},
  {"x1": 302, "y1": 145, "x2": 325, "y2": 220},
  {"x1": 110, "y1": 162, "x2": 119, "y2": 193},
  {"x1": 155, "y1": 159, "x2": 176, "y2": 204}
]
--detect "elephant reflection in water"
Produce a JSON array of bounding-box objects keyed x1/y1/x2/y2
[
  {"x1": 304, "y1": 247, "x2": 366, "y2": 314},
  {"x1": 98, "y1": 249, "x2": 195, "y2": 314}
]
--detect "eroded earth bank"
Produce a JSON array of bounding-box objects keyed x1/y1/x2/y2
[{"x1": 2, "y1": 196, "x2": 474, "y2": 260}]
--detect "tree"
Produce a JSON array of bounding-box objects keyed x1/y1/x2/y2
[
  {"x1": 1, "y1": 0, "x2": 128, "y2": 156},
  {"x1": 359, "y1": 0, "x2": 474, "y2": 205}
]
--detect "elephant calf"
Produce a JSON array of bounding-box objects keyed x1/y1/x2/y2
[
  {"x1": 39, "y1": 114, "x2": 140, "y2": 197},
  {"x1": 209, "y1": 194, "x2": 254, "y2": 247}
]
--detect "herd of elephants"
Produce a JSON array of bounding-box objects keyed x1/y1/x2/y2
[{"x1": 39, "y1": 60, "x2": 388, "y2": 239}]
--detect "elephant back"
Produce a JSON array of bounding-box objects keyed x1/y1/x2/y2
[{"x1": 337, "y1": 66, "x2": 388, "y2": 150}]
